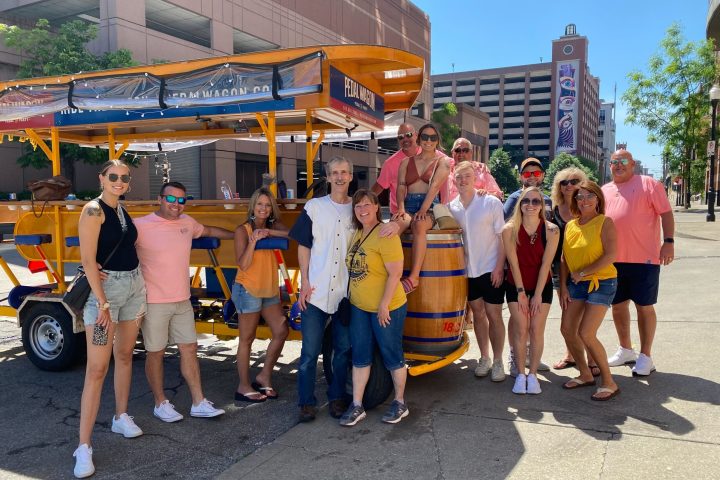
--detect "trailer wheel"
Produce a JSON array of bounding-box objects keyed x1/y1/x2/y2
[
  {"x1": 21, "y1": 303, "x2": 84, "y2": 371},
  {"x1": 321, "y1": 322, "x2": 393, "y2": 410}
]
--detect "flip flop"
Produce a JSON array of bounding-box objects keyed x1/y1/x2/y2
[
  {"x1": 252, "y1": 381, "x2": 279, "y2": 400},
  {"x1": 234, "y1": 390, "x2": 266, "y2": 403},
  {"x1": 553, "y1": 359, "x2": 576, "y2": 370},
  {"x1": 562, "y1": 377, "x2": 596, "y2": 390},
  {"x1": 589, "y1": 365, "x2": 601, "y2": 377},
  {"x1": 591, "y1": 387, "x2": 620, "y2": 401},
  {"x1": 401, "y1": 277, "x2": 418, "y2": 294}
]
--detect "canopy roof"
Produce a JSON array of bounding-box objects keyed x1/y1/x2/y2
[{"x1": 0, "y1": 44, "x2": 424, "y2": 147}]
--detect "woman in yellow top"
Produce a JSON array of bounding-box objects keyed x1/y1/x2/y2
[
  {"x1": 232, "y1": 187, "x2": 289, "y2": 403},
  {"x1": 340, "y1": 190, "x2": 408, "y2": 427},
  {"x1": 560, "y1": 181, "x2": 619, "y2": 401}
]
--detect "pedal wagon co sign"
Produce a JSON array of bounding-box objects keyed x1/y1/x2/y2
[{"x1": 329, "y1": 66, "x2": 384, "y2": 129}]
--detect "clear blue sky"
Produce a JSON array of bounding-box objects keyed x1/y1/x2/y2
[{"x1": 412, "y1": 0, "x2": 708, "y2": 177}]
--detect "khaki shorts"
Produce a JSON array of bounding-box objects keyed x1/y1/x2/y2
[{"x1": 142, "y1": 300, "x2": 197, "y2": 352}]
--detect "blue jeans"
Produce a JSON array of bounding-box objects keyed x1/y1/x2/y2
[
  {"x1": 297, "y1": 303, "x2": 352, "y2": 407},
  {"x1": 349, "y1": 303, "x2": 407, "y2": 371}
]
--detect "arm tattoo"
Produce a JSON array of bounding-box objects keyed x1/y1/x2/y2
[{"x1": 85, "y1": 204, "x2": 102, "y2": 217}]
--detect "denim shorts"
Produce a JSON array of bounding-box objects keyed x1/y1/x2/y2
[
  {"x1": 566, "y1": 278, "x2": 618, "y2": 308},
  {"x1": 83, "y1": 267, "x2": 146, "y2": 326},
  {"x1": 349, "y1": 303, "x2": 407, "y2": 371},
  {"x1": 231, "y1": 282, "x2": 280, "y2": 314},
  {"x1": 404, "y1": 193, "x2": 438, "y2": 215}
]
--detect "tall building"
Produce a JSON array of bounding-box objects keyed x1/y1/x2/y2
[
  {"x1": 598, "y1": 100, "x2": 616, "y2": 182},
  {"x1": 0, "y1": 0, "x2": 431, "y2": 199},
  {"x1": 431, "y1": 24, "x2": 601, "y2": 166}
]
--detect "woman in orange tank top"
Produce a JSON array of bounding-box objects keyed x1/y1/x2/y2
[{"x1": 232, "y1": 187, "x2": 289, "y2": 403}]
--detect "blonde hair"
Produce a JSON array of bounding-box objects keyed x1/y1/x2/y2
[
  {"x1": 551, "y1": 167, "x2": 588, "y2": 207},
  {"x1": 246, "y1": 187, "x2": 281, "y2": 228},
  {"x1": 508, "y1": 187, "x2": 545, "y2": 245},
  {"x1": 454, "y1": 160, "x2": 475, "y2": 177}
]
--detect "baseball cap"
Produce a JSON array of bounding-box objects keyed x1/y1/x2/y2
[{"x1": 520, "y1": 157, "x2": 544, "y2": 171}]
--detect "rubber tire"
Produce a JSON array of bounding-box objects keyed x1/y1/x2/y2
[
  {"x1": 321, "y1": 322, "x2": 394, "y2": 410},
  {"x1": 21, "y1": 302, "x2": 84, "y2": 371}
]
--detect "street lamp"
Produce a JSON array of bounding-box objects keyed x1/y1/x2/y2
[{"x1": 707, "y1": 84, "x2": 720, "y2": 222}]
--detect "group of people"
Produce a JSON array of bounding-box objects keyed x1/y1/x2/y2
[{"x1": 70, "y1": 122, "x2": 674, "y2": 478}]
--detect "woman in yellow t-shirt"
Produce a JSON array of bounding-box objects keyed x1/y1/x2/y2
[
  {"x1": 232, "y1": 187, "x2": 289, "y2": 403},
  {"x1": 560, "y1": 181, "x2": 619, "y2": 401},
  {"x1": 340, "y1": 190, "x2": 408, "y2": 426}
]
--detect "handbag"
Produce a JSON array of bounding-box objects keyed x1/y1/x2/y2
[
  {"x1": 63, "y1": 201, "x2": 127, "y2": 311},
  {"x1": 337, "y1": 223, "x2": 380, "y2": 326},
  {"x1": 27, "y1": 176, "x2": 72, "y2": 201}
]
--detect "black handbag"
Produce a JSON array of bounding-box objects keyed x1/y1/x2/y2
[
  {"x1": 63, "y1": 202, "x2": 127, "y2": 311},
  {"x1": 337, "y1": 223, "x2": 379, "y2": 326}
]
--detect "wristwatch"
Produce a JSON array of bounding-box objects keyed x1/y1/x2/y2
[
  {"x1": 516, "y1": 287, "x2": 525, "y2": 294},
  {"x1": 579, "y1": 271, "x2": 586, "y2": 278},
  {"x1": 99, "y1": 301, "x2": 110, "y2": 311},
  {"x1": 664, "y1": 237, "x2": 674, "y2": 244}
]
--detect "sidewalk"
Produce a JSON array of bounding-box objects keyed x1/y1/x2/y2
[{"x1": 217, "y1": 209, "x2": 720, "y2": 480}]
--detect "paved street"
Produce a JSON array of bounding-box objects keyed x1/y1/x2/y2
[{"x1": 1, "y1": 208, "x2": 719, "y2": 479}]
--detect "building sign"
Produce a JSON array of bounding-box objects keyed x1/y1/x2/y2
[
  {"x1": 554, "y1": 59, "x2": 579, "y2": 156},
  {"x1": 329, "y1": 66, "x2": 384, "y2": 129}
]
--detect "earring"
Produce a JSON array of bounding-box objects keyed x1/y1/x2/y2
[
  {"x1": 249, "y1": 214, "x2": 256, "y2": 222},
  {"x1": 126, "y1": 185, "x2": 131, "y2": 193}
]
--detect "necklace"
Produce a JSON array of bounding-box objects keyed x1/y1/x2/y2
[{"x1": 115, "y1": 203, "x2": 127, "y2": 232}]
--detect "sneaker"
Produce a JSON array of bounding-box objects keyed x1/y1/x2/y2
[
  {"x1": 608, "y1": 346, "x2": 638, "y2": 367},
  {"x1": 508, "y1": 351, "x2": 518, "y2": 378},
  {"x1": 339, "y1": 403, "x2": 366, "y2": 427},
  {"x1": 329, "y1": 399, "x2": 348, "y2": 419},
  {"x1": 111, "y1": 413, "x2": 143, "y2": 438},
  {"x1": 73, "y1": 444, "x2": 94, "y2": 479},
  {"x1": 153, "y1": 400, "x2": 183, "y2": 423},
  {"x1": 491, "y1": 359, "x2": 506, "y2": 382},
  {"x1": 381, "y1": 400, "x2": 409, "y2": 424},
  {"x1": 632, "y1": 353, "x2": 656, "y2": 376},
  {"x1": 526, "y1": 373, "x2": 542, "y2": 394},
  {"x1": 524, "y1": 346, "x2": 550, "y2": 371},
  {"x1": 474, "y1": 357, "x2": 492, "y2": 377},
  {"x1": 512, "y1": 374, "x2": 527, "y2": 394},
  {"x1": 190, "y1": 398, "x2": 225, "y2": 418},
  {"x1": 298, "y1": 405, "x2": 317, "y2": 423}
]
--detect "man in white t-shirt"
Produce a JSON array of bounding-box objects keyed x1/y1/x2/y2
[
  {"x1": 448, "y1": 162, "x2": 507, "y2": 382},
  {"x1": 135, "y1": 182, "x2": 234, "y2": 423}
]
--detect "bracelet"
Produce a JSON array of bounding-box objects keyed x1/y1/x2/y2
[
  {"x1": 99, "y1": 301, "x2": 110, "y2": 311},
  {"x1": 664, "y1": 237, "x2": 674, "y2": 243}
]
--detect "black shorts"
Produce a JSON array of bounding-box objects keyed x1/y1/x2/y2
[
  {"x1": 505, "y1": 281, "x2": 553, "y2": 304},
  {"x1": 468, "y1": 273, "x2": 505, "y2": 304},
  {"x1": 612, "y1": 263, "x2": 660, "y2": 306}
]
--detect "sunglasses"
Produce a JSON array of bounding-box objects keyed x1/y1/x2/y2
[
  {"x1": 396, "y1": 132, "x2": 414, "y2": 141},
  {"x1": 521, "y1": 171, "x2": 543, "y2": 178},
  {"x1": 106, "y1": 173, "x2": 131, "y2": 183},
  {"x1": 609, "y1": 158, "x2": 630, "y2": 166},
  {"x1": 520, "y1": 198, "x2": 543, "y2": 206},
  {"x1": 419, "y1": 133, "x2": 439, "y2": 142},
  {"x1": 453, "y1": 147, "x2": 471, "y2": 154},
  {"x1": 162, "y1": 194, "x2": 187, "y2": 205},
  {"x1": 560, "y1": 178, "x2": 581, "y2": 187},
  {"x1": 575, "y1": 193, "x2": 597, "y2": 201}
]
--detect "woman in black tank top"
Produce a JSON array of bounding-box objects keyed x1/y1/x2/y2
[{"x1": 74, "y1": 160, "x2": 146, "y2": 478}]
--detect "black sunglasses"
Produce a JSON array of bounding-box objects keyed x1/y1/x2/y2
[
  {"x1": 397, "y1": 132, "x2": 414, "y2": 141},
  {"x1": 560, "y1": 178, "x2": 581, "y2": 187},
  {"x1": 162, "y1": 194, "x2": 187, "y2": 205},
  {"x1": 453, "y1": 147, "x2": 470, "y2": 154},
  {"x1": 106, "y1": 173, "x2": 131, "y2": 183},
  {"x1": 520, "y1": 198, "x2": 543, "y2": 206},
  {"x1": 419, "y1": 133, "x2": 439, "y2": 142}
]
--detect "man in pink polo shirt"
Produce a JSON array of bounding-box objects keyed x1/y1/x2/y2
[
  {"x1": 136, "y1": 181, "x2": 235, "y2": 422},
  {"x1": 601, "y1": 149, "x2": 675, "y2": 376}
]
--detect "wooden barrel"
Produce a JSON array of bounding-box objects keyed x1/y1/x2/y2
[{"x1": 401, "y1": 229, "x2": 467, "y2": 354}]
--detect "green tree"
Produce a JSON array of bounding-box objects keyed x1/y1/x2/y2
[
  {"x1": 488, "y1": 148, "x2": 520, "y2": 195},
  {"x1": 546, "y1": 152, "x2": 597, "y2": 188},
  {"x1": 431, "y1": 102, "x2": 461, "y2": 153},
  {"x1": 0, "y1": 19, "x2": 137, "y2": 180},
  {"x1": 622, "y1": 23, "x2": 716, "y2": 208},
  {"x1": 500, "y1": 143, "x2": 526, "y2": 169}
]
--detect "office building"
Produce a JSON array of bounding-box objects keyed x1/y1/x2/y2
[{"x1": 598, "y1": 100, "x2": 616, "y2": 182}]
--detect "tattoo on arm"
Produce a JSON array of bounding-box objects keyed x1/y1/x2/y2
[{"x1": 86, "y1": 205, "x2": 102, "y2": 217}]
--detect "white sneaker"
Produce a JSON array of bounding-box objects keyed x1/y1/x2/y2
[
  {"x1": 526, "y1": 373, "x2": 542, "y2": 394},
  {"x1": 73, "y1": 444, "x2": 94, "y2": 478},
  {"x1": 190, "y1": 398, "x2": 225, "y2": 418},
  {"x1": 154, "y1": 400, "x2": 183, "y2": 423},
  {"x1": 632, "y1": 353, "x2": 656, "y2": 376},
  {"x1": 491, "y1": 359, "x2": 506, "y2": 382},
  {"x1": 608, "y1": 346, "x2": 638, "y2": 367},
  {"x1": 474, "y1": 357, "x2": 492, "y2": 377},
  {"x1": 524, "y1": 346, "x2": 550, "y2": 371},
  {"x1": 512, "y1": 374, "x2": 527, "y2": 394},
  {"x1": 111, "y1": 413, "x2": 143, "y2": 438}
]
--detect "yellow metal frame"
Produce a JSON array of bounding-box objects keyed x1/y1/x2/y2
[{"x1": 406, "y1": 332, "x2": 470, "y2": 376}]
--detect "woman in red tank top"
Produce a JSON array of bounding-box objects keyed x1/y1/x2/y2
[{"x1": 502, "y1": 187, "x2": 559, "y2": 395}]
